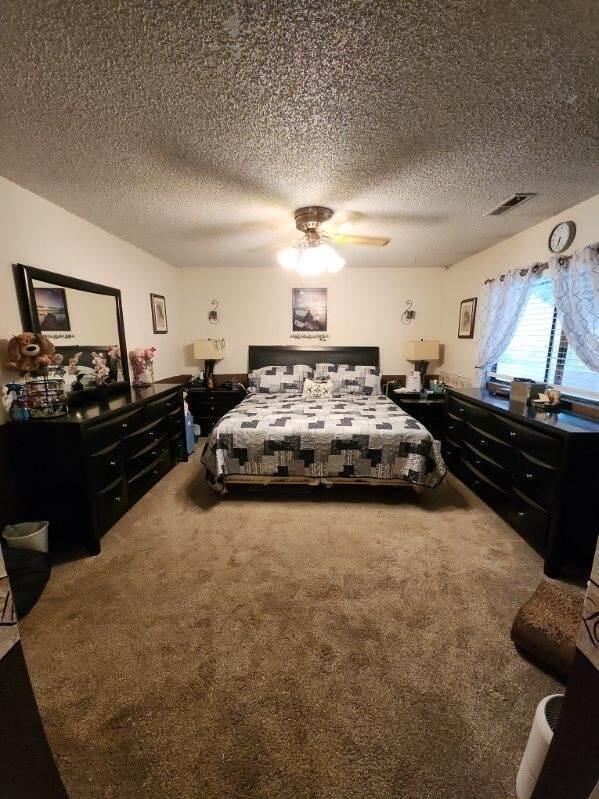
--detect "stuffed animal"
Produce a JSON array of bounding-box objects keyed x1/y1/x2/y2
[{"x1": 5, "y1": 332, "x2": 62, "y2": 373}]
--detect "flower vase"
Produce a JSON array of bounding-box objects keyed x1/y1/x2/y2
[{"x1": 133, "y1": 363, "x2": 154, "y2": 387}]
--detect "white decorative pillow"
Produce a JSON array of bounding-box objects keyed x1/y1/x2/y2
[{"x1": 302, "y1": 378, "x2": 334, "y2": 399}]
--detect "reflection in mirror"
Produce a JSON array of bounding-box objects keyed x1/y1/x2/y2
[{"x1": 31, "y1": 279, "x2": 123, "y2": 392}]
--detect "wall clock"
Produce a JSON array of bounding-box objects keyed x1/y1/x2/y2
[{"x1": 548, "y1": 221, "x2": 576, "y2": 253}]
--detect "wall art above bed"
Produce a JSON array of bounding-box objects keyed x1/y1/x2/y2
[{"x1": 292, "y1": 288, "x2": 327, "y2": 332}]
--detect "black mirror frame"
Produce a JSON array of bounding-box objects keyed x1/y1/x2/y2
[{"x1": 12, "y1": 263, "x2": 130, "y2": 396}]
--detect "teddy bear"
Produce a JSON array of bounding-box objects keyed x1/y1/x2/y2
[{"x1": 5, "y1": 332, "x2": 62, "y2": 373}]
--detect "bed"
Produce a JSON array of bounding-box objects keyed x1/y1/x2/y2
[{"x1": 201, "y1": 346, "x2": 446, "y2": 491}]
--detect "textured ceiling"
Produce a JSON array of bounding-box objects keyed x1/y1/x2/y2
[{"x1": 0, "y1": 0, "x2": 598, "y2": 269}]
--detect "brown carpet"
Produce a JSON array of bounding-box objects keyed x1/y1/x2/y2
[{"x1": 21, "y1": 455, "x2": 559, "y2": 799}]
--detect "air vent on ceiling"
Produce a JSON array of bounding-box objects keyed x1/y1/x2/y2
[{"x1": 486, "y1": 193, "x2": 537, "y2": 216}]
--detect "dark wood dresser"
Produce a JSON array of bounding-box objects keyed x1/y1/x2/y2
[
  {"x1": 443, "y1": 388, "x2": 599, "y2": 577},
  {"x1": 8, "y1": 383, "x2": 187, "y2": 555},
  {"x1": 187, "y1": 386, "x2": 245, "y2": 435}
]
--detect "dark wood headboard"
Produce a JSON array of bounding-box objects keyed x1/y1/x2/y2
[{"x1": 248, "y1": 345, "x2": 380, "y2": 371}]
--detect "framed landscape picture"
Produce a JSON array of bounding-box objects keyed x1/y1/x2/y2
[
  {"x1": 33, "y1": 286, "x2": 71, "y2": 332},
  {"x1": 150, "y1": 293, "x2": 168, "y2": 334},
  {"x1": 458, "y1": 297, "x2": 477, "y2": 338},
  {"x1": 292, "y1": 288, "x2": 327, "y2": 332}
]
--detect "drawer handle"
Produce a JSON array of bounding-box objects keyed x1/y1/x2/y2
[
  {"x1": 109, "y1": 459, "x2": 118, "y2": 467},
  {"x1": 525, "y1": 473, "x2": 534, "y2": 480},
  {"x1": 149, "y1": 431, "x2": 156, "y2": 438},
  {"x1": 121, "y1": 422, "x2": 128, "y2": 429},
  {"x1": 114, "y1": 495, "x2": 122, "y2": 503},
  {"x1": 473, "y1": 479, "x2": 480, "y2": 487},
  {"x1": 475, "y1": 459, "x2": 482, "y2": 467},
  {"x1": 448, "y1": 424, "x2": 455, "y2": 431},
  {"x1": 517, "y1": 511, "x2": 526, "y2": 518},
  {"x1": 152, "y1": 468, "x2": 159, "y2": 476},
  {"x1": 458, "y1": 407, "x2": 465, "y2": 414},
  {"x1": 479, "y1": 438, "x2": 486, "y2": 447},
  {"x1": 151, "y1": 450, "x2": 158, "y2": 457},
  {"x1": 509, "y1": 431, "x2": 516, "y2": 438}
]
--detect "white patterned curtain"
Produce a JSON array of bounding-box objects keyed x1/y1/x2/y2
[
  {"x1": 473, "y1": 266, "x2": 541, "y2": 387},
  {"x1": 549, "y1": 244, "x2": 599, "y2": 372}
]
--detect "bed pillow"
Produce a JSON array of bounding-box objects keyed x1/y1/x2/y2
[
  {"x1": 248, "y1": 364, "x2": 314, "y2": 393},
  {"x1": 301, "y1": 378, "x2": 334, "y2": 400},
  {"x1": 314, "y1": 363, "x2": 382, "y2": 396}
]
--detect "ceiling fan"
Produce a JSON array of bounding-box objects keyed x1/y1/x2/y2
[{"x1": 278, "y1": 206, "x2": 390, "y2": 275}]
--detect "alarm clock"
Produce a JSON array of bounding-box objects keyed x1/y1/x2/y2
[{"x1": 548, "y1": 221, "x2": 576, "y2": 254}]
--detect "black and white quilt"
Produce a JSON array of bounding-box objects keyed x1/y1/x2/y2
[{"x1": 202, "y1": 393, "x2": 446, "y2": 488}]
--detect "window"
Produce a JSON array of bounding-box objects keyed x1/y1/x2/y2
[{"x1": 493, "y1": 276, "x2": 599, "y2": 400}]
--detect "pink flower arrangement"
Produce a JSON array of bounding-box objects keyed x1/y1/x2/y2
[
  {"x1": 91, "y1": 351, "x2": 110, "y2": 385},
  {"x1": 67, "y1": 351, "x2": 82, "y2": 375},
  {"x1": 129, "y1": 347, "x2": 156, "y2": 386},
  {"x1": 107, "y1": 345, "x2": 121, "y2": 361}
]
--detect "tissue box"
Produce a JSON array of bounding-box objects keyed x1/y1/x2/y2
[{"x1": 510, "y1": 380, "x2": 546, "y2": 405}]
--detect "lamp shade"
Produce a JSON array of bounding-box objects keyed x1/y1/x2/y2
[
  {"x1": 193, "y1": 339, "x2": 226, "y2": 361},
  {"x1": 404, "y1": 339, "x2": 440, "y2": 361}
]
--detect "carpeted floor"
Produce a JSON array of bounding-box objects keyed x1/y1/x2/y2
[{"x1": 21, "y1": 454, "x2": 559, "y2": 799}]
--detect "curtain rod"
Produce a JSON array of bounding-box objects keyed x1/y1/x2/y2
[
  {"x1": 482, "y1": 243, "x2": 598, "y2": 286},
  {"x1": 483, "y1": 261, "x2": 549, "y2": 285}
]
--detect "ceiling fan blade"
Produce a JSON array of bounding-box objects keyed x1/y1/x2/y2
[{"x1": 328, "y1": 232, "x2": 390, "y2": 247}]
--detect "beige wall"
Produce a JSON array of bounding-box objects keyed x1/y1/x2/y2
[
  {"x1": 0, "y1": 177, "x2": 185, "y2": 397},
  {"x1": 440, "y1": 193, "x2": 599, "y2": 384},
  {"x1": 179, "y1": 266, "x2": 444, "y2": 376},
  {"x1": 2, "y1": 174, "x2": 597, "y2": 402}
]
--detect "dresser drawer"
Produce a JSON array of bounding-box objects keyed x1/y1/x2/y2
[
  {"x1": 145, "y1": 391, "x2": 181, "y2": 422},
  {"x1": 95, "y1": 476, "x2": 127, "y2": 533},
  {"x1": 127, "y1": 449, "x2": 170, "y2": 504},
  {"x1": 169, "y1": 433, "x2": 186, "y2": 463},
  {"x1": 126, "y1": 435, "x2": 168, "y2": 479},
  {"x1": 89, "y1": 440, "x2": 124, "y2": 491},
  {"x1": 445, "y1": 411, "x2": 465, "y2": 441},
  {"x1": 507, "y1": 489, "x2": 550, "y2": 550},
  {"x1": 463, "y1": 423, "x2": 513, "y2": 469},
  {"x1": 462, "y1": 460, "x2": 510, "y2": 515},
  {"x1": 492, "y1": 416, "x2": 561, "y2": 466},
  {"x1": 124, "y1": 418, "x2": 166, "y2": 459},
  {"x1": 86, "y1": 408, "x2": 144, "y2": 452},
  {"x1": 166, "y1": 406, "x2": 183, "y2": 435},
  {"x1": 512, "y1": 451, "x2": 559, "y2": 509},
  {"x1": 462, "y1": 441, "x2": 511, "y2": 491}
]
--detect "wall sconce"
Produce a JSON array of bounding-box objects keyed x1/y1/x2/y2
[
  {"x1": 208, "y1": 300, "x2": 219, "y2": 324},
  {"x1": 401, "y1": 300, "x2": 415, "y2": 325}
]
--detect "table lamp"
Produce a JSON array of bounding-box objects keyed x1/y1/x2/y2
[
  {"x1": 404, "y1": 339, "x2": 441, "y2": 387},
  {"x1": 193, "y1": 339, "x2": 226, "y2": 388}
]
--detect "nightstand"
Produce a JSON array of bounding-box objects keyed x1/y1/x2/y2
[
  {"x1": 386, "y1": 384, "x2": 445, "y2": 440},
  {"x1": 187, "y1": 386, "x2": 245, "y2": 435}
]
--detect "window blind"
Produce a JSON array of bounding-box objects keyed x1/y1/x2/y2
[{"x1": 492, "y1": 276, "x2": 599, "y2": 400}]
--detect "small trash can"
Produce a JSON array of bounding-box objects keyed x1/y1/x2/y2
[{"x1": 2, "y1": 521, "x2": 49, "y2": 554}]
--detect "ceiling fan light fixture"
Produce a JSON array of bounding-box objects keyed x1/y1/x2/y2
[
  {"x1": 277, "y1": 242, "x2": 345, "y2": 275},
  {"x1": 277, "y1": 246, "x2": 299, "y2": 270}
]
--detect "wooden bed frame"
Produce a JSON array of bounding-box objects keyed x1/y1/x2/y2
[{"x1": 218, "y1": 345, "x2": 414, "y2": 490}]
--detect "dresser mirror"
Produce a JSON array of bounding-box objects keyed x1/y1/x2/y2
[{"x1": 13, "y1": 264, "x2": 129, "y2": 395}]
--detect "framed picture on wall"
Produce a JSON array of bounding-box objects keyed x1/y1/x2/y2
[
  {"x1": 458, "y1": 297, "x2": 477, "y2": 338},
  {"x1": 33, "y1": 286, "x2": 71, "y2": 332},
  {"x1": 292, "y1": 288, "x2": 327, "y2": 332},
  {"x1": 150, "y1": 293, "x2": 168, "y2": 334}
]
